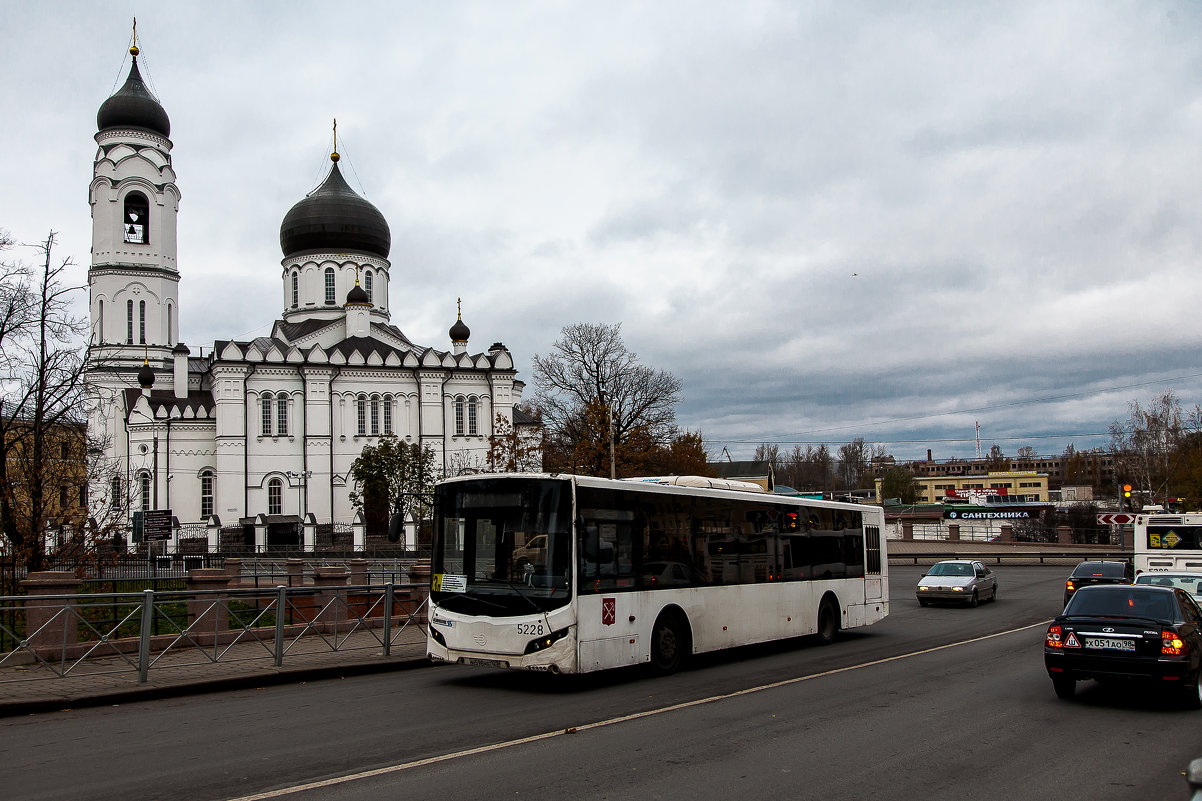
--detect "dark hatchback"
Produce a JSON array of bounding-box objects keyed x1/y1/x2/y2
[
  {"x1": 1044, "y1": 584, "x2": 1202, "y2": 709},
  {"x1": 1063, "y1": 560, "x2": 1132, "y2": 607}
]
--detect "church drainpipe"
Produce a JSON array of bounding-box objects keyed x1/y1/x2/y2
[
  {"x1": 300, "y1": 371, "x2": 308, "y2": 520},
  {"x1": 243, "y1": 363, "x2": 257, "y2": 517},
  {"x1": 329, "y1": 366, "x2": 341, "y2": 525}
]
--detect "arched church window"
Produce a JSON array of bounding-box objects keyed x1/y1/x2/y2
[
  {"x1": 123, "y1": 192, "x2": 149, "y2": 244},
  {"x1": 166, "y1": 303, "x2": 172, "y2": 345},
  {"x1": 357, "y1": 395, "x2": 367, "y2": 436},
  {"x1": 126, "y1": 300, "x2": 134, "y2": 344},
  {"x1": 454, "y1": 397, "x2": 465, "y2": 436},
  {"x1": 97, "y1": 300, "x2": 104, "y2": 343},
  {"x1": 268, "y1": 478, "x2": 283, "y2": 516},
  {"x1": 364, "y1": 270, "x2": 373, "y2": 304},
  {"x1": 200, "y1": 470, "x2": 214, "y2": 518},
  {"x1": 139, "y1": 300, "x2": 146, "y2": 345},
  {"x1": 277, "y1": 394, "x2": 288, "y2": 436},
  {"x1": 261, "y1": 392, "x2": 273, "y2": 437},
  {"x1": 139, "y1": 472, "x2": 151, "y2": 512},
  {"x1": 325, "y1": 268, "x2": 336, "y2": 305},
  {"x1": 291, "y1": 272, "x2": 299, "y2": 308},
  {"x1": 382, "y1": 395, "x2": 393, "y2": 435},
  {"x1": 468, "y1": 398, "x2": 478, "y2": 436},
  {"x1": 370, "y1": 396, "x2": 380, "y2": 436}
]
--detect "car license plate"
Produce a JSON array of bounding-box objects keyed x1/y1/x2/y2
[{"x1": 1084, "y1": 637, "x2": 1135, "y2": 651}]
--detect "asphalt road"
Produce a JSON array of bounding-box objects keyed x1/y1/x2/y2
[{"x1": 2, "y1": 565, "x2": 1198, "y2": 801}]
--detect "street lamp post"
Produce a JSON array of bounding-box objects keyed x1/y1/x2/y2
[{"x1": 287, "y1": 470, "x2": 312, "y2": 546}]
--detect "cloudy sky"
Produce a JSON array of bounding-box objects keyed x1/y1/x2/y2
[{"x1": 3, "y1": 1, "x2": 1201, "y2": 463}]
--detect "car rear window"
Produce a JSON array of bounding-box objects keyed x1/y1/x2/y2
[
  {"x1": 1071, "y1": 562, "x2": 1126, "y2": 578},
  {"x1": 1065, "y1": 588, "x2": 1176, "y2": 621}
]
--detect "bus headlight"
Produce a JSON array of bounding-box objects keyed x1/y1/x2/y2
[
  {"x1": 430, "y1": 626, "x2": 447, "y2": 647},
  {"x1": 524, "y1": 628, "x2": 570, "y2": 655}
]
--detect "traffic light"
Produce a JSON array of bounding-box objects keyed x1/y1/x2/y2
[{"x1": 1122, "y1": 483, "x2": 1133, "y2": 510}]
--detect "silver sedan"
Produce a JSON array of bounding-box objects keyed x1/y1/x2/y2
[{"x1": 916, "y1": 559, "x2": 999, "y2": 607}]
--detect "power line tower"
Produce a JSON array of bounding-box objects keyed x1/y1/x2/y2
[{"x1": 975, "y1": 421, "x2": 982, "y2": 461}]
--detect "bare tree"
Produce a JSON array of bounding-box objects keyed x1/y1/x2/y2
[
  {"x1": 532, "y1": 322, "x2": 682, "y2": 474},
  {"x1": 1, "y1": 232, "x2": 118, "y2": 569},
  {"x1": 1110, "y1": 390, "x2": 1186, "y2": 502}
]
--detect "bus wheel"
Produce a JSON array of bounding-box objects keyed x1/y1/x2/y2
[
  {"x1": 816, "y1": 599, "x2": 838, "y2": 645},
  {"x1": 650, "y1": 613, "x2": 688, "y2": 675}
]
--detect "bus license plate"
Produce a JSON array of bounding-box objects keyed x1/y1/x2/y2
[
  {"x1": 1084, "y1": 637, "x2": 1135, "y2": 651},
  {"x1": 464, "y1": 658, "x2": 509, "y2": 668}
]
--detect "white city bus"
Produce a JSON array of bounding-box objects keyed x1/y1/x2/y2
[
  {"x1": 426, "y1": 473, "x2": 888, "y2": 675},
  {"x1": 1134, "y1": 512, "x2": 1202, "y2": 575}
]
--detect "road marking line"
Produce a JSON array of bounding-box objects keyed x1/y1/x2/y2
[{"x1": 224, "y1": 619, "x2": 1051, "y2": 801}]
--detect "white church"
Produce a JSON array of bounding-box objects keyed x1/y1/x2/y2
[{"x1": 85, "y1": 40, "x2": 534, "y2": 551}]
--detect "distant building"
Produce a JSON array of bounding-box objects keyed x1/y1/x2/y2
[
  {"x1": 710, "y1": 460, "x2": 775, "y2": 492},
  {"x1": 875, "y1": 470, "x2": 1050, "y2": 505}
]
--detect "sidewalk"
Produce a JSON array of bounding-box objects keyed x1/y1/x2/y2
[{"x1": 0, "y1": 628, "x2": 433, "y2": 717}]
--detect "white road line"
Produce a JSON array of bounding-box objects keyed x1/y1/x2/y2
[{"x1": 224, "y1": 619, "x2": 1052, "y2": 801}]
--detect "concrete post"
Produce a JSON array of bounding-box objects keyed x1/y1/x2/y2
[
  {"x1": 999, "y1": 524, "x2": 1013, "y2": 542},
  {"x1": 901, "y1": 522, "x2": 914, "y2": 541},
  {"x1": 224, "y1": 557, "x2": 244, "y2": 587},
  {"x1": 286, "y1": 558, "x2": 304, "y2": 587},
  {"x1": 206, "y1": 518, "x2": 221, "y2": 552},
  {"x1": 1057, "y1": 525, "x2": 1072, "y2": 545},
  {"x1": 947, "y1": 524, "x2": 960, "y2": 542},
  {"x1": 349, "y1": 558, "x2": 370, "y2": 587},
  {"x1": 186, "y1": 568, "x2": 232, "y2": 636},
  {"x1": 407, "y1": 559, "x2": 432, "y2": 623},
  {"x1": 20, "y1": 571, "x2": 82, "y2": 655},
  {"x1": 311, "y1": 565, "x2": 349, "y2": 628}
]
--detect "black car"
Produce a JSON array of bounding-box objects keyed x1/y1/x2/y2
[
  {"x1": 1044, "y1": 584, "x2": 1202, "y2": 709},
  {"x1": 1063, "y1": 560, "x2": 1132, "y2": 607}
]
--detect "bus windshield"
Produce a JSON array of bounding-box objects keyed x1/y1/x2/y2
[{"x1": 433, "y1": 477, "x2": 573, "y2": 616}]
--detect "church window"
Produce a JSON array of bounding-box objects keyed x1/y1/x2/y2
[
  {"x1": 261, "y1": 393, "x2": 273, "y2": 437},
  {"x1": 325, "y1": 268, "x2": 336, "y2": 304},
  {"x1": 97, "y1": 300, "x2": 104, "y2": 342},
  {"x1": 139, "y1": 300, "x2": 146, "y2": 344},
  {"x1": 111, "y1": 476, "x2": 122, "y2": 509},
  {"x1": 454, "y1": 398, "x2": 465, "y2": 436},
  {"x1": 291, "y1": 272, "x2": 299, "y2": 308},
  {"x1": 200, "y1": 470, "x2": 214, "y2": 518},
  {"x1": 59, "y1": 486, "x2": 69, "y2": 509},
  {"x1": 382, "y1": 395, "x2": 393, "y2": 435},
  {"x1": 123, "y1": 192, "x2": 149, "y2": 244},
  {"x1": 140, "y1": 472, "x2": 151, "y2": 512},
  {"x1": 468, "y1": 398, "x2": 478, "y2": 436},
  {"x1": 356, "y1": 395, "x2": 367, "y2": 436},
  {"x1": 370, "y1": 397, "x2": 380, "y2": 435},
  {"x1": 268, "y1": 478, "x2": 282, "y2": 515},
  {"x1": 166, "y1": 304, "x2": 172, "y2": 345},
  {"x1": 127, "y1": 300, "x2": 134, "y2": 344},
  {"x1": 277, "y1": 394, "x2": 288, "y2": 436},
  {"x1": 364, "y1": 270, "x2": 373, "y2": 304}
]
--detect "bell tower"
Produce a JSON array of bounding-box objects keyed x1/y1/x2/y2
[{"x1": 87, "y1": 23, "x2": 181, "y2": 381}]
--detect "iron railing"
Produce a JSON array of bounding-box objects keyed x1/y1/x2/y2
[{"x1": 0, "y1": 582, "x2": 428, "y2": 684}]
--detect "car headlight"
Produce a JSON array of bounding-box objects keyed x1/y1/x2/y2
[
  {"x1": 918, "y1": 585, "x2": 929, "y2": 591},
  {"x1": 951, "y1": 586, "x2": 963, "y2": 592}
]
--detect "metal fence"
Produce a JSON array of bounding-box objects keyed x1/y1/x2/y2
[{"x1": 0, "y1": 581, "x2": 428, "y2": 684}]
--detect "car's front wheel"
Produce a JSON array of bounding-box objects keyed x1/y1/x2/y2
[
  {"x1": 968, "y1": 590, "x2": 979, "y2": 608},
  {"x1": 918, "y1": 598, "x2": 929, "y2": 607}
]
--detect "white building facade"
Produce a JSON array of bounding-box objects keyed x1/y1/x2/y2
[{"x1": 85, "y1": 43, "x2": 529, "y2": 549}]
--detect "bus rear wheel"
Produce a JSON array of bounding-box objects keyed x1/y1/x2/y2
[
  {"x1": 816, "y1": 599, "x2": 838, "y2": 645},
  {"x1": 650, "y1": 613, "x2": 688, "y2": 675}
]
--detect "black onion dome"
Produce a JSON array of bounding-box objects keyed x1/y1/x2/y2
[
  {"x1": 279, "y1": 161, "x2": 391, "y2": 259},
  {"x1": 97, "y1": 56, "x2": 171, "y2": 138},
  {"x1": 449, "y1": 316, "x2": 470, "y2": 342},
  {"x1": 137, "y1": 361, "x2": 156, "y2": 389},
  {"x1": 346, "y1": 282, "x2": 369, "y2": 305}
]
